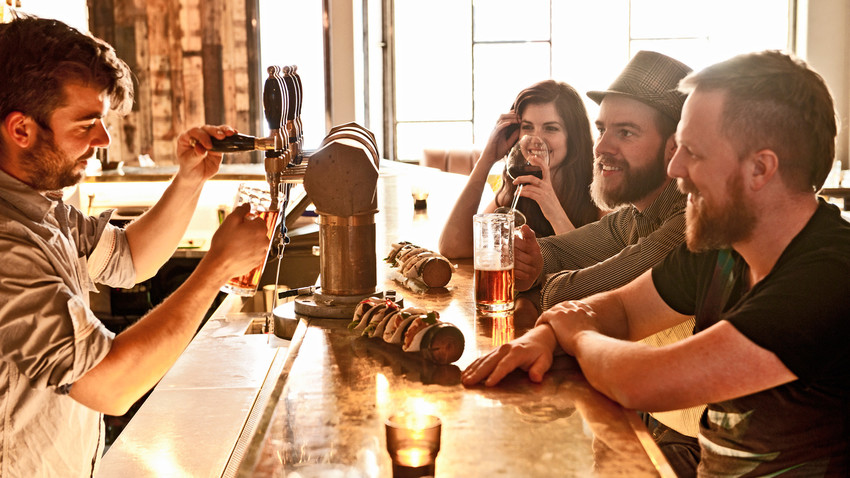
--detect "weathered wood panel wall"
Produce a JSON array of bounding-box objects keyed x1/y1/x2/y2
[{"x1": 88, "y1": 0, "x2": 260, "y2": 165}]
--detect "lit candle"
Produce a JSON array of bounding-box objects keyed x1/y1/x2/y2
[
  {"x1": 396, "y1": 446, "x2": 432, "y2": 467},
  {"x1": 385, "y1": 412, "x2": 442, "y2": 477}
]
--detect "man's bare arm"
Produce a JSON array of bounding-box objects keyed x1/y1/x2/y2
[
  {"x1": 544, "y1": 271, "x2": 797, "y2": 411},
  {"x1": 70, "y1": 205, "x2": 269, "y2": 415}
]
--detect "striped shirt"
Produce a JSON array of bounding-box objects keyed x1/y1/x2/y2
[{"x1": 538, "y1": 179, "x2": 687, "y2": 310}]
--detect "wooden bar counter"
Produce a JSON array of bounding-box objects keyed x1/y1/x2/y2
[
  {"x1": 99, "y1": 161, "x2": 673, "y2": 477},
  {"x1": 234, "y1": 161, "x2": 672, "y2": 477}
]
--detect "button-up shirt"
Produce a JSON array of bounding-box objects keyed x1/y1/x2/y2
[{"x1": 0, "y1": 169, "x2": 136, "y2": 477}]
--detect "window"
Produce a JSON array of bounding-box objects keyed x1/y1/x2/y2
[
  {"x1": 387, "y1": 0, "x2": 791, "y2": 162},
  {"x1": 258, "y1": 0, "x2": 326, "y2": 150}
]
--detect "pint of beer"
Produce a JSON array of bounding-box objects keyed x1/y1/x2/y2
[
  {"x1": 220, "y1": 184, "x2": 281, "y2": 296},
  {"x1": 473, "y1": 213, "x2": 514, "y2": 314}
]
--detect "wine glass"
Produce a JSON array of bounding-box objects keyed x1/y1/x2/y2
[{"x1": 494, "y1": 134, "x2": 549, "y2": 227}]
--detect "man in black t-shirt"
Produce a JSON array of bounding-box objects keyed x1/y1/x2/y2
[{"x1": 462, "y1": 50, "x2": 849, "y2": 476}]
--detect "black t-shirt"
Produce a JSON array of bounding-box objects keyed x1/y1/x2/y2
[{"x1": 652, "y1": 200, "x2": 850, "y2": 477}]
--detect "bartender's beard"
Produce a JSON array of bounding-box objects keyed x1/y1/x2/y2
[
  {"x1": 589, "y1": 144, "x2": 668, "y2": 210},
  {"x1": 679, "y1": 173, "x2": 756, "y2": 252},
  {"x1": 19, "y1": 128, "x2": 90, "y2": 191}
]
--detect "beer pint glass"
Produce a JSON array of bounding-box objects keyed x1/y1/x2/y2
[
  {"x1": 220, "y1": 183, "x2": 280, "y2": 296},
  {"x1": 473, "y1": 213, "x2": 514, "y2": 314}
]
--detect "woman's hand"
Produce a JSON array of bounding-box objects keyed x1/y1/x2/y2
[
  {"x1": 480, "y1": 112, "x2": 521, "y2": 169},
  {"x1": 513, "y1": 153, "x2": 574, "y2": 233}
]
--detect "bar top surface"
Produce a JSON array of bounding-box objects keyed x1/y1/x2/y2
[{"x1": 236, "y1": 161, "x2": 673, "y2": 477}]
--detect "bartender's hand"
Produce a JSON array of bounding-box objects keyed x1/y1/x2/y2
[
  {"x1": 462, "y1": 324, "x2": 558, "y2": 387},
  {"x1": 202, "y1": 203, "x2": 271, "y2": 283},
  {"x1": 514, "y1": 225, "x2": 544, "y2": 291},
  {"x1": 175, "y1": 124, "x2": 238, "y2": 186}
]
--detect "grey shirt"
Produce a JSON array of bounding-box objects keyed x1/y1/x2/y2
[
  {"x1": 0, "y1": 169, "x2": 136, "y2": 477},
  {"x1": 538, "y1": 180, "x2": 686, "y2": 310}
]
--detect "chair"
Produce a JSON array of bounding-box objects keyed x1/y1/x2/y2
[{"x1": 421, "y1": 148, "x2": 482, "y2": 175}]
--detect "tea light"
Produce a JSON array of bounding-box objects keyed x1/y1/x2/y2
[
  {"x1": 385, "y1": 413, "x2": 441, "y2": 478},
  {"x1": 411, "y1": 185, "x2": 429, "y2": 210},
  {"x1": 396, "y1": 446, "x2": 432, "y2": 467}
]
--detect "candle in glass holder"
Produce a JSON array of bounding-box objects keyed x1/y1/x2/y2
[
  {"x1": 385, "y1": 413, "x2": 441, "y2": 478},
  {"x1": 396, "y1": 446, "x2": 431, "y2": 467},
  {"x1": 411, "y1": 185, "x2": 429, "y2": 210}
]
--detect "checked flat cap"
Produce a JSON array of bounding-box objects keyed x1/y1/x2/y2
[{"x1": 587, "y1": 51, "x2": 693, "y2": 122}]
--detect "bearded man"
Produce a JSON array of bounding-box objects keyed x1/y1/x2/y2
[
  {"x1": 505, "y1": 51, "x2": 705, "y2": 475},
  {"x1": 465, "y1": 50, "x2": 849, "y2": 477},
  {"x1": 0, "y1": 16, "x2": 271, "y2": 476},
  {"x1": 514, "y1": 51, "x2": 690, "y2": 311}
]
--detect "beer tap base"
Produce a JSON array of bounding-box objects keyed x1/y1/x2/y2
[{"x1": 291, "y1": 290, "x2": 403, "y2": 319}]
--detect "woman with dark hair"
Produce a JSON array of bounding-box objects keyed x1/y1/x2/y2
[{"x1": 439, "y1": 80, "x2": 600, "y2": 258}]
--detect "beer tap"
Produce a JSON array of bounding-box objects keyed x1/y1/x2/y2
[
  {"x1": 208, "y1": 66, "x2": 291, "y2": 210},
  {"x1": 291, "y1": 65, "x2": 305, "y2": 162},
  {"x1": 281, "y1": 66, "x2": 301, "y2": 162},
  {"x1": 263, "y1": 66, "x2": 291, "y2": 212}
]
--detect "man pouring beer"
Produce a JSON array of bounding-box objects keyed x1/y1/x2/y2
[{"x1": 0, "y1": 15, "x2": 271, "y2": 476}]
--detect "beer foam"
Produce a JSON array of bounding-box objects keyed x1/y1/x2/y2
[{"x1": 474, "y1": 250, "x2": 511, "y2": 270}]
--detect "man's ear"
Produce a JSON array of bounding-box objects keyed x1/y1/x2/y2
[
  {"x1": 748, "y1": 149, "x2": 779, "y2": 191},
  {"x1": 2, "y1": 112, "x2": 37, "y2": 149},
  {"x1": 663, "y1": 135, "x2": 678, "y2": 163}
]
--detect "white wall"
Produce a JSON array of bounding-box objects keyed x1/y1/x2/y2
[
  {"x1": 327, "y1": 0, "x2": 358, "y2": 126},
  {"x1": 797, "y1": 0, "x2": 850, "y2": 167}
]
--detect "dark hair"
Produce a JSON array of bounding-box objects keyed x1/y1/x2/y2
[
  {"x1": 678, "y1": 50, "x2": 837, "y2": 193},
  {"x1": 0, "y1": 15, "x2": 133, "y2": 144},
  {"x1": 498, "y1": 80, "x2": 598, "y2": 235}
]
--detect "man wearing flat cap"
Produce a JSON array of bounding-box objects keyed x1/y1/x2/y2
[
  {"x1": 502, "y1": 51, "x2": 703, "y2": 473},
  {"x1": 515, "y1": 50, "x2": 691, "y2": 311}
]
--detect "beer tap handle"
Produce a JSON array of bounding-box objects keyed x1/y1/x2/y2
[
  {"x1": 282, "y1": 66, "x2": 296, "y2": 123},
  {"x1": 292, "y1": 65, "x2": 304, "y2": 154},
  {"x1": 263, "y1": 65, "x2": 284, "y2": 136},
  {"x1": 281, "y1": 66, "x2": 301, "y2": 162},
  {"x1": 208, "y1": 67, "x2": 285, "y2": 153},
  {"x1": 209, "y1": 133, "x2": 276, "y2": 152},
  {"x1": 292, "y1": 65, "x2": 303, "y2": 126},
  {"x1": 263, "y1": 66, "x2": 289, "y2": 211}
]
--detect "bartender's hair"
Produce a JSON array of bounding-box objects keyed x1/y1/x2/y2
[
  {"x1": 0, "y1": 15, "x2": 134, "y2": 136},
  {"x1": 499, "y1": 80, "x2": 599, "y2": 236},
  {"x1": 678, "y1": 50, "x2": 837, "y2": 193}
]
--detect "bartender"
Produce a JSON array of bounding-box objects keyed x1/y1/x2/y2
[{"x1": 0, "y1": 15, "x2": 271, "y2": 477}]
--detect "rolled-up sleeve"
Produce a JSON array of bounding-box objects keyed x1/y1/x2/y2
[
  {"x1": 87, "y1": 223, "x2": 137, "y2": 289},
  {"x1": 72, "y1": 208, "x2": 137, "y2": 289}
]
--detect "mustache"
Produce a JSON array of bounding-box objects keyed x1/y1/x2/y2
[
  {"x1": 78, "y1": 148, "x2": 96, "y2": 162},
  {"x1": 594, "y1": 154, "x2": 628, "y2": 169},
  {"x1": 677, "y1": 177, "x2": 698, "y2": 195}
]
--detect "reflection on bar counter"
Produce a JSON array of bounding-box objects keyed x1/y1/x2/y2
[{"x1": 98, "y1": 161, "x2": 674, "y2": 478}]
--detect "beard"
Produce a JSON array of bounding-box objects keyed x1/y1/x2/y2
[
  {"x1": 19, "y1": 128, "x2": 91, "y2": 191},
  {"x1": 589, "y1": 143, "x2": 668, "y2": 210},
  {"x1": 679, "y1": 173, "x2": 756, "y2": 252}
]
